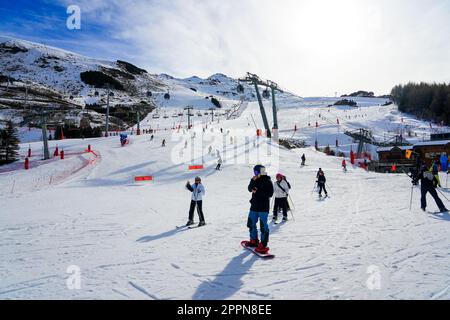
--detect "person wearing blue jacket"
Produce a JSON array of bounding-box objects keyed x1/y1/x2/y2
[
  {"x1": 440, "y1": 153, "x2": 448, "y2": 172},
  {"x1": 185, "y1": 177, "x2": 206, "y2": 227}
]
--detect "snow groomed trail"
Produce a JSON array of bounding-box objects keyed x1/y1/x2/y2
[{"x1": 1, "y1": 99, "x2": 450, "y2": 300}]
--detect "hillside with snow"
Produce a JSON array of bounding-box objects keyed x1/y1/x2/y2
[
  {"x1": 0, "y1": 37, "x2": 301, "y2": 138},
  {"x1": 1, "y1": 91, "x2": 450, "y2": 299}
]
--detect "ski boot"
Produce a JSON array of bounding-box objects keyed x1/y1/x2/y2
[
  {"x1": 186, "y1": 220, "x2": 195, "y2": 227},
  {"x1": 255, "y1": 243, "x2": 270, "y2": 254},
  {"x1": 198, "y1": 221, "x2": 206, "y2": 227},
  {"x1": 272, "y1": 215, "x2": 278, "y2": 222},
  {"x1": 282, "y1": 216, "x2": 288, "y2": 222},
  {"x1": 440, "y1": 208, "x2": 449, "y2": 213},
  {"x1": 247, "y1": 239, "x2": 259, "y2": 248}
]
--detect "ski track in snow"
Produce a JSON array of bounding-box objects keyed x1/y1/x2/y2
[{"x1": 1, "y1": 97, "x2": 450, "y2": 299}]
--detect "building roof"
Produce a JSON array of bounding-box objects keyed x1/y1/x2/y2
[
  {"x1": 377, "y1": 146, "x2": 413, "y2": 152},
  {"x1": 413, "y1": 140, "x2": 450, "y2": 147}
]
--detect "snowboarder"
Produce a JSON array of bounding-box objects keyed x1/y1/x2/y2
[
  {"x1": 301, "y1": 154, "x2": 306, "y2": 166},
  {"x1": 317, "y1": 171, "x2": 328, "y2": 198},
  {"x1": 273, "y1": 174, "x2": 291, "y2": 222},
  {"x1": 342, "y1": 159, "x2": 347, "y2": 172},
  {"x1": 162, "y1": 139, "x2": 166, "y2": 147},
  {"x1": 185, "y1": 177, "x2": 206, "y2": 227},
  {"x1": 215, "y1": 157, "x2": 223, "y2": 171},
  {"x1": 413, "y1": 164, "x2": 448, "y2": 213},
  {"x1": 247, "y1": 165, "x2": 274, "y2": 254}
]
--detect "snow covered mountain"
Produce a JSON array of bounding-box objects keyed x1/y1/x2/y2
[{"x1": 0, "y1": 36, "x2": 301, "y2": 133}]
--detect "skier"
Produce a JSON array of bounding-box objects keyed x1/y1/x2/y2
[
  {"x1": 208, "y1": 145, "x2": 213, "y2": 155},
  {"x1": 120, "y1": 133, "x2": 128, "y2": 146},
  {"x1": 431, "y1": 160, "x2": 441, "y2": 188},
  {"x1": 162, "y1": 139, "x2": 166, "y2": 147},
  {"x1": 185, "y1": 177, "x2": 206, "y2": 227},
  {"x1": 150, "y1": 134, "x2": 154, "y2": 141},
  {"x1": 246, "y1": 165, "x2": 274, "y2": 254},
  {"x1": 215, "y1": 157, "x2": 223, "y2": 171},
  {"x1": 301, "y1": 154, "x2": 306, "y2": 166},
  {"x1": 273, "y1": 174, "x2": 291, "y2": 222},
  {"x1": 316, "y1": 168, "x2": 324, "y2": 179},
  {"x1": 342, "y1": 159, "x2": 347, "y2": 172},
  {"x1": 317, "y1": 171, "x2": 328, "y2": 198},
  {"x1": 413, "y1": 164, "x2": 448, "y2": 213}
]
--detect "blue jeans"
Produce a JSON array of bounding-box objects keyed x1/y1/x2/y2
[{"x1": 247, "y1": 211, "x2": 270, "y2": 247}]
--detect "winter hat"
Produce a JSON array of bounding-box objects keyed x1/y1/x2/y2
[
  {"x1": 276, "y1": 173, "x2": 284, "y2": 180},
  {"x1": 253, "y1": 165, "x2": 266, "y2": 176}
]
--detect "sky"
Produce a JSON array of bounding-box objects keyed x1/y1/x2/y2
[{"x1": 0, "y1": 0, "x2": 449, "y2": 97}]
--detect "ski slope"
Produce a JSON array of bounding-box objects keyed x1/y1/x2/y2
[{"x1": 1, "y1": 98, "x2": 450, "y2": 300}]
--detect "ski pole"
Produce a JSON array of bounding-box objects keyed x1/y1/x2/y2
[
  {"x1": 409, "y1": 186, "x2": 414, "y2": 211},
  {"x1": 436, "y1": 188, "x2": 450, "y2": 203},
  {"x1": 446, "y1": 173, "x2": 449, "y2": 189},
  {"x1": 311, "y1": 182, "x2": 317, "y2": 195},
  {"x1": 288, "y1": 195, "x2": 296, "y2": 222}
]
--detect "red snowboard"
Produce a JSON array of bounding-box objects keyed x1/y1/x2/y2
[{"x1": 241, "y1": 241, "x2": 275, "y2": 259}]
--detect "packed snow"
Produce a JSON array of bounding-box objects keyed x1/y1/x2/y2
[{"x1": 1, "y1": 96, "x2": 450, "y2": 300}]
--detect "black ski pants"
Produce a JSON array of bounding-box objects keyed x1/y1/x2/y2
[{"x1": 189, "y1": 200, "x2": 205, "y2": 222}]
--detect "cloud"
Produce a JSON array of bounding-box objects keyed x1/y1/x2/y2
[{"x1": 26, "y1": 0, "x2": 450, "y2": 95}]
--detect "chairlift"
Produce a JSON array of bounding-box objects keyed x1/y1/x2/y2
[
  {"x1": 164, "y1": 93, "x2": 170, "y2": 100},
  {"x1": 237, "y1": 83, "x2": 244, "y2": 93},
  {"x1": 262, "y1": 88, "x2": 271, "y2": 99}
]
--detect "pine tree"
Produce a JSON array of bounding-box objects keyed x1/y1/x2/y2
[{"x1": 0, "y1": 121, "x2": 20, "y2": 164}]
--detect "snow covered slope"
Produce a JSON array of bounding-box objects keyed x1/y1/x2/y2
[{"x1": 1, "y1": 96, "x2": 450, "y2": 300}]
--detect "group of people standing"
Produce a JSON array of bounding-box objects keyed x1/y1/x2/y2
[{"x1": 183, "y1": 164, "x2": 300, "y2": 255}]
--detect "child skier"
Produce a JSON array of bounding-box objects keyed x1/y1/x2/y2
[
  {"x1": 185, "y1": 177, "x2": 206, "y2": 227},
  {"x1": 273, "y1": 174, "x2": 291, "y2": 222},
  {"x1": 317, "y1": 171, "x2": 328, "y2": 198},
  {"x1": 342, "y1": 159, "x2": 347, "y2": 172},
  {"x1": 246, "y1": 165, "x2": 274, "y2": 254}
]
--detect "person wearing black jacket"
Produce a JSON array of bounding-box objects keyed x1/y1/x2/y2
[
  {"x1": 414, "y1": 165, "x2": 448, "y2": 213},
  {"x1": 246, "y1": 165, "x2": 274, "y2": 254},
  {"x1": 317, "y1": 171, "x2": 328, "y2": 197}
]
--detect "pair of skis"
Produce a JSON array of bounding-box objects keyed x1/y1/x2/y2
[{"x1": 176, "y1": 224, "x2": 206, "y2": 230}]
